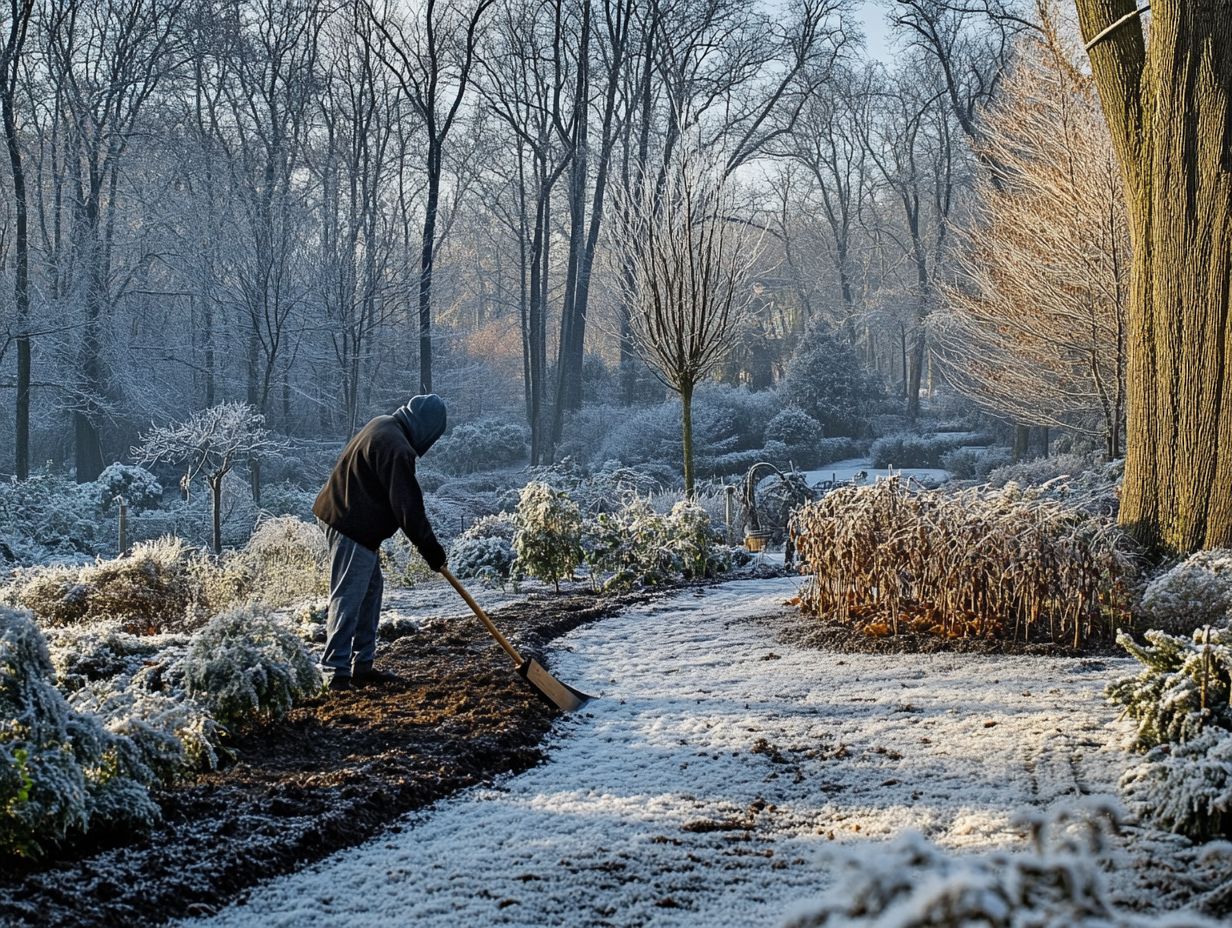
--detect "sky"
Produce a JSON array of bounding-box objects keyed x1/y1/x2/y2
[{"x1": 852, "y1": 1, "x2": 896, "y2": 61}]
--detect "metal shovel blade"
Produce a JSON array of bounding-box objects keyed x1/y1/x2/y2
[{"x1": 518, "y1": 658, "x2": 592, "y2": 712}]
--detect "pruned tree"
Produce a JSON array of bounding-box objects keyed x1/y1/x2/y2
[
  {"x1": 1074, "y1": 0, "x2": 1232, "y2": 552},
  {"x1": 135, "y1": 402, "x2": 283, "y2": 554},
  {"x1": 933, "y1": 8, "x2": 1129, "y2": 457},
  {"x1": 613, "y1": 156, "x2": 759, "y2": 496}
]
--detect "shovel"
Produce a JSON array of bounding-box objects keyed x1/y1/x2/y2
[{"x1": 441, "y1": 566, "x2": 592, "y2": 712}]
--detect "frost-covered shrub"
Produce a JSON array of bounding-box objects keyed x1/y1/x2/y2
[
  {"x1": 461, "y1": 512, "x2": 517, "y2": 543},
  {"x1": 781, "y1": 326, "x2": 889, "y2": 438},
  {"x1": 784, "y1": 800, "x2": 1218, "y2": 927},
  {"x1": 44, "y1": 622, "x2": 166, "y2": 692},
  {"x1": 237, "y1": 516, "x2": 328, "y2": 608},
  {"x1": 379, "y1": 534, "x2": 437, "y2": 588},
  {"x1": 1121, "y1": 727, "x2": 1232, "y2": 840},
  {"x1": 795, "y1": 478, "x2": 1138, "y2": 645},
  {"x1": 869, "y1": 431, "x2": 970, "y2": 469},
  {"x1": 584, "y1": 497, "x2": 678, "y2": 591},
  {"x1": 182, "y1": 606, "x2": 321, "y2": 729},
  {"x1": 256, "y1": 480, "x2": 317, "y2": 519},
  {"x1": 1107, "y1": 627, "x2": 1232, "y2": 750},
  {"x1": 0, "y1": 607, "x2": 159, "y2": 858},
  {"x1": 432, "y1": 419, "x2": 530, "y2": 474},
  {"x1": 764, "y1": 406, "x2": 824, "y2": 448},
  {"x1": 665, "y1": 500, "x2": 728, "y2": 580},
  {"x1": 513, "y1": 482, "x2": 583, "y2": 591},
  {"x1": 89, "y1": 463, "x2": 163, "y2": 512},
  {"x1": 0, "y1": 473, "x2": 101, "y2": 563},
  {"x1": 940, "y1": 445, "x2": 1015, "y2": 480},
  {"x1": 1139, "y1": 550, "x2": 1232, "y2": 634},
  {"x1": 449, "y1": 536, "x2": 515, "y2": 581},
  {"x1": 69, "y1": 676, "x2": 221, "y2": 782},
  {"x1": 6, "y1": 537, "x2": 200, "y2": 633}
]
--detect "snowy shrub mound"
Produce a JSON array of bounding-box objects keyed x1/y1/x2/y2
[
  {"x1": 235, "y1": 516, "x2": 328, "y2": 608},
  {"x1": 764, "y1": 406, "x2": 824, "y2": 449},
  {"x1": 44, "y1": 622, "x2": 166, "y2": 692},
  {"x1": 513, "y1": 482, "x2": 584, "y2": 591},
  {"x1": 780, "y1": 326, "x2": 888, "y2": 438},
  {"x1": 6, "y1": 537, "x2": 199, "y2": 633},
  {"x1": 0, "y1": 473, "x2": 101, "y2": 563},
  {"x1": 1121, "y1": 727, "x2": 1232, "y2": 840},
  {"x1": 784, "y1": 800, "x2": 1218, "y2": 927},
  {"x1": 432, "y1": 419, "x2": 529, "y2": 474},
  {"x1": 1139, "y1": 550, "x2": 1232, "y2": 634},
  {"x1": 449, "y1": 536, "x2": 514, "y2": 582},
  {"x1": 793, "y1": 478, "x2": 1137, "y2": 645},
  {"x1": 940, "y1": 445, "x2": 1014, "y2": 480},
  {"x1": 70, "y1": 675, "x2": 221, "y2": 782},
  {"x1": 0, "y1": 607, "x2": 158, "y2": 858},
  {"x1": 1107, "y1": 627, "x2": 1232, "y2": 750},
  {"x1": 869, "y1": 431, "x2": 975, "y2": 469},
  {"x1": 89, "y1": 463, "x2": 163, "y2": 512},
  {"x1": 182, "y1": 606, "x2": 321, "y2": 729}
]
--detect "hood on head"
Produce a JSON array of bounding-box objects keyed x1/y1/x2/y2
[{"x1": 396, "y1": 394, "x2": 447, "y2": 456}]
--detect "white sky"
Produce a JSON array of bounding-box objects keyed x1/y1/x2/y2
[{"x1": 852, "y1": 0, "x2": 895, "y2": 61}]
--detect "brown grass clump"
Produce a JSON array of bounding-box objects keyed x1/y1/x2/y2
[{"x1": 792, "y1": 477, "x2": 1139, "y2": 647}]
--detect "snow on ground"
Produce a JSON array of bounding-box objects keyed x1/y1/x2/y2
[
  {"x1": 188, "y1": 576, "x2": 1135, "y2": 928},
  {"x1": 801, "y1": 458, "x2": 950, "y2": 488}
]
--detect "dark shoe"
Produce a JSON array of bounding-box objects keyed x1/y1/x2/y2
[
  {"x1": 327, "y1": 675, "x2": 352, "y2": 692},
  {"x1": 352, "y1": 666, "x2": 402, "y2": 687}
]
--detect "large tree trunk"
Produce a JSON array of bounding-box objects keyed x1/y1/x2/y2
[
  {"x1": 2, "y1": 66, "x2": 29, "y2": 481},
  {"x1": 417, "y1": 144, "x2": 442, "y2": 394},
  {"x1": 1076, "y1": 0, "x2": 1232, "y2": 552}
]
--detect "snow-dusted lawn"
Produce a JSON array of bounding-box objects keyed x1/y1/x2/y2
[{"x1": 188, "y1": 576, "x2": 1135, "y2": 928}]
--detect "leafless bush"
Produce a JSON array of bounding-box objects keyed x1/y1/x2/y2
[{"x1": 792, "y1": 477, "x2": 1138, "y2": 646}]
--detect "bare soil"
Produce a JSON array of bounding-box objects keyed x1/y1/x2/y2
[{"x1": 0, "y1": 589, "x2": 644, "y2": 928}]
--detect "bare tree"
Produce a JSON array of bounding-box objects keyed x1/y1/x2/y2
[
  {"x1": 363, "y1": 0, "x2": 495, "y2": 395},
  {"x1": 614, "y1": 157, "x2": 759, "y2": 495},
  {"x1": 933, "y1": 10, "x2": 1128, "y2": 456},
  {"x1": 0, "y1": 0, "x2": 33, "y2": 479},
  {"x1": 135, "y1": 401, "x2": 282, "y2": 554}
]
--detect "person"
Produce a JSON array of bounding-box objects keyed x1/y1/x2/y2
[{"x1": 312, "y1": 394, "x2": 448, "y2": 692}]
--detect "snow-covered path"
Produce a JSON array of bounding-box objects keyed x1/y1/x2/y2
[{"x1": 190, "y1": 577, "x2": 1134, "y2": 928}]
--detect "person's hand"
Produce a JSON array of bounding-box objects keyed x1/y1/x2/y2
[{"x1": 422, "y1": 537, "x2": 447, "y2": 572}]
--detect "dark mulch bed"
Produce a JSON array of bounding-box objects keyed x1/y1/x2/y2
[{"x1": 0, "y1": 589, "x2": 643, "y2": 928}]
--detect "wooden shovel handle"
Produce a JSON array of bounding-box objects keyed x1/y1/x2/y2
[{"x1": 440, "y1": 566, "x2": 524, "y2": 667}]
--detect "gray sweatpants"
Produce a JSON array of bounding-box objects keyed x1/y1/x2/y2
[{"x1": 320, "y1": 523, "x2": 384, "y2": 681}]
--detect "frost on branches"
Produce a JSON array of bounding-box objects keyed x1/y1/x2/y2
[
  {"x1": 1110, "y1": 625, "x2": 1232, "y2": 839},
  {"x1": 784, "y1": 800, "x2": 1219, "y2": 928},
  {"x1": 1121, "y1": 728, "x2": 1232, "y2": 841},
  {"x1": 1107, "y1": 627, "x2": 1232, "y2": 751},
  {"x1": 1139, "y1": 549, "x2": 1232, "y2": 634},
  {"x1": 0, "y1": 607, "x2": 158, "y2": 858},
  {"x1": 182, "y1": 606, "x2": 321, "y2": 730}
]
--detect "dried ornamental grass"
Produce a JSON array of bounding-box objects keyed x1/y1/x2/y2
[{"x1": 792, "y1": 477, "x2": 1137, "y2": 646}]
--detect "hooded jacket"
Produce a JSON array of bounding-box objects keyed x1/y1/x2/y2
[{"x1": 313, "y1": 396, "x2": 447, "y2": 555}]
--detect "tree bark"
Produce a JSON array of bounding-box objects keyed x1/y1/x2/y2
[
  {"x1": 681, "y1": 382, "x2": 695, "y2": 498},
  {"x1": 1076, "y1": 0, "x2": 1232, "y2": 552},
  {"x1": 1, "y1": 0, "x2": 30, "y2": 480}
]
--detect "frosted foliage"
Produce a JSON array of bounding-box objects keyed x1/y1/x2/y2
[
  {"x1": 69, "y1": 675, "x2": 221, "y2": 780},
  {"x1": 44, "y1": 621, "x2": 165, "y2": 692},
  {"x1": 512, "y1": 482, "x2": 583, "y2": 589},
  {"x1": 582, "y1": 496, "x2": 728, "y2": 591},
  {"x1": 1121, "y1": 728, "x2": 1232, "y2": 840},
  {"x1": 1140, "y1": 550, "x2": 1232, "y2": 634},
  {"x1": 784, "y1": 801, "x2": 1219, "y2": 928},
  {"x1": 1107, "y1": 627, "x2": 1232, "y2": 750},
  {"x1": 5, "y1": 536, "x2": 198, "y2": 632},
  {"x1": 0, "y1": 607, "x2": 158, "y2": 858},
  {"x1": 448, "y1": 536, "x2": 514, "y2": 581},
  {"x1": 237, "y1": 516, "x2": 328, "y2": 608},
  {"x1": 90, "y1": 463, "x2": 163, "y2": 511},
  {"x1": 182, "y1": 606, "x2": 321, "y2": 729}
]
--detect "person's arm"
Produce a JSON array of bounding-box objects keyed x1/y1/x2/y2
[{"x1": 387, "y1": 450, "x2": 447, "y2": 570}]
